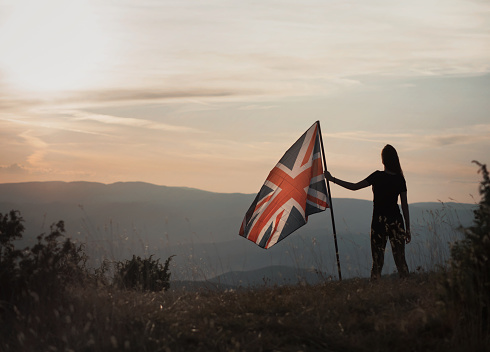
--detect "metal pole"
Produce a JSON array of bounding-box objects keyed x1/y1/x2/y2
[{"x1": 316, "y1": 120, "x2": 342, "y2": 281}]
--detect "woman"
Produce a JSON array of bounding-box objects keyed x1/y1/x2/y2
[{"x1": 325, "y1": 144, "x2": 410, "y2": 280}]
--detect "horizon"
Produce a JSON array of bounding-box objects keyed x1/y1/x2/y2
[
  {"x1": 1, "y1": 1, "x2": 489, "y2": 204},
  {"x1": 0, "y1": 179, "x2": 479, "y2": 205}
]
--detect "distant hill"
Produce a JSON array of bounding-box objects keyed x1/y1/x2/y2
[{"x1": 0, "y1": 181, "x2": 476, "y2": 280}]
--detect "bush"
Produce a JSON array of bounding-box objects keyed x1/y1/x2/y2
[
  {"x1": 19, "y1": 221, "x2": 88, "y2": 297},
  {"x1": 0, "y1": 211, "x2": 87, "y2": 304},
  {"x1": 114, "y1": 254, "x2": 174, "y2": 292},
  {"x1": 0, "y1": 210, "x2": 177, "y2": 351},
  {"x1": 0, "y1": 210, "x2": 25, "y2": 302},
  {"x1": 0, "y1": 210, "x2": 24, "y2": 251},
  {"x1": 0, "y1": 210, "x2": 90, "y2": 351},
  {"x1": 447, "y1": 161, "x2": 490, "y2": 335}
]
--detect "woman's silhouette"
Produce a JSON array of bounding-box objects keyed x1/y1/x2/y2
[{"x1": 325, "y1": 144, "x2": 410, "y2": 280}]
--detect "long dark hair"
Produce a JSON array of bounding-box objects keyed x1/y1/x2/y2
[{"x1": 382, "y1": 144, "x2": 403, "y2": 175}]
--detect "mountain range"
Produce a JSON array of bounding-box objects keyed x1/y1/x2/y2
[{"x1": 0, "y1": 181, "x2": 476, "y2": 285}]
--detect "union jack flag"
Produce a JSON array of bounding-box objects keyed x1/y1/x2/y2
[{"x1": 239, "y1": 121, "x2": 329, "y2": 249}]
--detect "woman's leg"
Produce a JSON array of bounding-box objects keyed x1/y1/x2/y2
[
  {"x1": 388, "y1": 222, "x2": 409, "y2": 278},
  {"x1": 370, "y1": 219, "x2": 387, "y2": 280}
]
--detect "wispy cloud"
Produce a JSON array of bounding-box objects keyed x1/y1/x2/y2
[
  {"x1": 416, "y1": 124, "x2": 490, "y2": 149},
  {"x1": 18, "y1": 130, "x2": 48, "y2": 166},
  {"x1": 323, "y1": 131, "x2": 412, "y2": 144},
  {"x1": 324, "y1": 124, "x2": 490, "y2": 150},
  {"x1": 237, "y1": 104, "x2": 278, "y2": 111},
  {"x1": 109, "y1": 0, "x2": 490, "y2": 94},
  {"x1": 64, "y1": 88, "x2": 243, "y2": 105},
  {"x1": 0, "y1": 163, "x2": 28, "y2": 175},
  {"x1": 66, "y1": 110, "x2": 201, "y2": 133},
  {"x1": 0, "y1": 116, "x2": 110, "y2": 137}
]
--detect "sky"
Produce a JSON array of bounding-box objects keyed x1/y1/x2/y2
[{"x1": 0, "y1": 0, "x2": 489, "y2": 204}]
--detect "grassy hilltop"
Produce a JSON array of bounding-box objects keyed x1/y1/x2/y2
[{"x1": 0, "y1": 271, "x2": 485, "y2": 352}]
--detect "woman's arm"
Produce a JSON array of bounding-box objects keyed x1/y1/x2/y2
[
  {"x1": 324, "y1": 171, "x2": 370, "y2": 191},
  {"x1": 400, "y1": 191, "x2": 411, "y2": 244}
]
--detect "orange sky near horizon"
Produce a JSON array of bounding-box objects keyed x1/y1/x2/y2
[{"x1": 1, "y1": 0, "x2": 489, "y2": 204}]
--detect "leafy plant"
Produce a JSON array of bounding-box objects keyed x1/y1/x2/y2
[
  {"x1": 447, "y1": 161, "x2": 490, "y2": 335},
  {"x1": 0, "y1": 210, "x2": 24, "y2": 253},
  {"x1": 0, "y1": 211, "x2": 87, "y2": 303},
  {"x1": 0, "y1": 210, "x2": 25, "y2": 302},
  {"x1": 19, "y1": 221, "x2": 88, "y2": 297},
  {"x1": 114, "y1": 254, "x2": 174, "y2": 292}
]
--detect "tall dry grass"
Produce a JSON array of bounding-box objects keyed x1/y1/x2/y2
[{"x1": 3, "y1": 271, "x2": 487, "y2": 352}]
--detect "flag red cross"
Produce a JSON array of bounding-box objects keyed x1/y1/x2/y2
[{"x1": 248, "y1": 159, "x2": 322, "y2": 242}]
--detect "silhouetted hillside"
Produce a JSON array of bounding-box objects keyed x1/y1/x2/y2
[{"x1": 0, "y1": 181, "x2": 475, "y2": 281}]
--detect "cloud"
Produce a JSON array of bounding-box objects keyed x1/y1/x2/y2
[
  {"x1": 65, "y1": 88, "x2": 245, "y2": 105},
  {"x1": 18, "y1": 130, "x2": 47, "y2": 149},
  {"x1": 323, "y1": 131, "x2": 412, "y2": 144},
  {"x1": 237, "y1": 104, "x2": 277, "y2": 111},
  {"x1": 65, "y1": 110, "x2": 201, "y2": 133},
  {"x1": 0, "y1": 116, "x2": 112, "y2": 138},
  {"x1": 0, "y1": 163, "x2": 28, "y2": 174},
  {"x1": 2, "y1": 1, "x2": 490, "y2": 105},
  {"x1": 323, "y1": 124, "x2": 490, "y2": 150},
  {"x1": 421, "y1": 124, "x2": 490, "y2": 148},
  {"x1": 0, "y1": 94, "x2": 42, "y2": 112},
  {"x1": 0, "y1": 162, "x2": 95, "y2": 179},
  {"x1": 429, "y1": 135, "x2": 478, "y2": 147},
  {"x1": 112, "y1": 0, "x2": 490, "y2": 91},
  {"x1": 18, "y1": 130, "x2": 48, "y2": 166}
]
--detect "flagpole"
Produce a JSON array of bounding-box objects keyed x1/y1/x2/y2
[{"x1": 316, "y1": 121, "x2": 342, "y2": 281}]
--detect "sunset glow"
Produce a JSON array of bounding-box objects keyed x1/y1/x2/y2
[
  {"x1": 0, "y1": 0, "x2": 112, "y2": 92},
  {"x1": 1, "y1": 0, "x2": 489, "y2": 203}
]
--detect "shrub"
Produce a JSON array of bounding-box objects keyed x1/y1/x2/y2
[
  {"x1": 447, "y1": 161, "x2": 490, "y2": 335},
  {"x1": 0, "y1": 211, "x2": 87, "y2": 304},
  {"x1": 0, "y1": 210, "x2": 25, "y2": 302},
  {"x1": 18, "y1": 221, "x2": 88, "y2": 298},
  {"x1": 114, "y1": 254, "x2": 174, "y2": 292},
  {"x1": 0, "y1": 210, "x2": 24, "y2": 252}
]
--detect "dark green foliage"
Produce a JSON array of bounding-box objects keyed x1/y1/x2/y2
[
  {"x1": 0, "y1": 212, "x2": 88, "y2": 303},
  {"x1": 447, "y1": 161, "x2": 490, "y2": 335},
  {"x1": 18, "y1": 221, "x2": 88, "y2": 298},
  {"x1": 0, "y1": 210, "x2": 25, "y2": 302},
  {"x1": 0, "y1": 210, "x2": 176, "y2": 351},
  {"x1": 0, "y1": 210, "x2": 24, "y2": 252},
  {"x1": 114, "y1": 254, "x2": 173, "y2": 292}
]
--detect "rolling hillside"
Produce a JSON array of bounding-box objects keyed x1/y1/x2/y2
[{"x1": 0, "y1": 181, "x2": 475, "y2": 282}]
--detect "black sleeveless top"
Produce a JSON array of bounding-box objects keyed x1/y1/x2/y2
[{"x1": 365, "y1": 170, "x2": 406, "y2": 217}]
